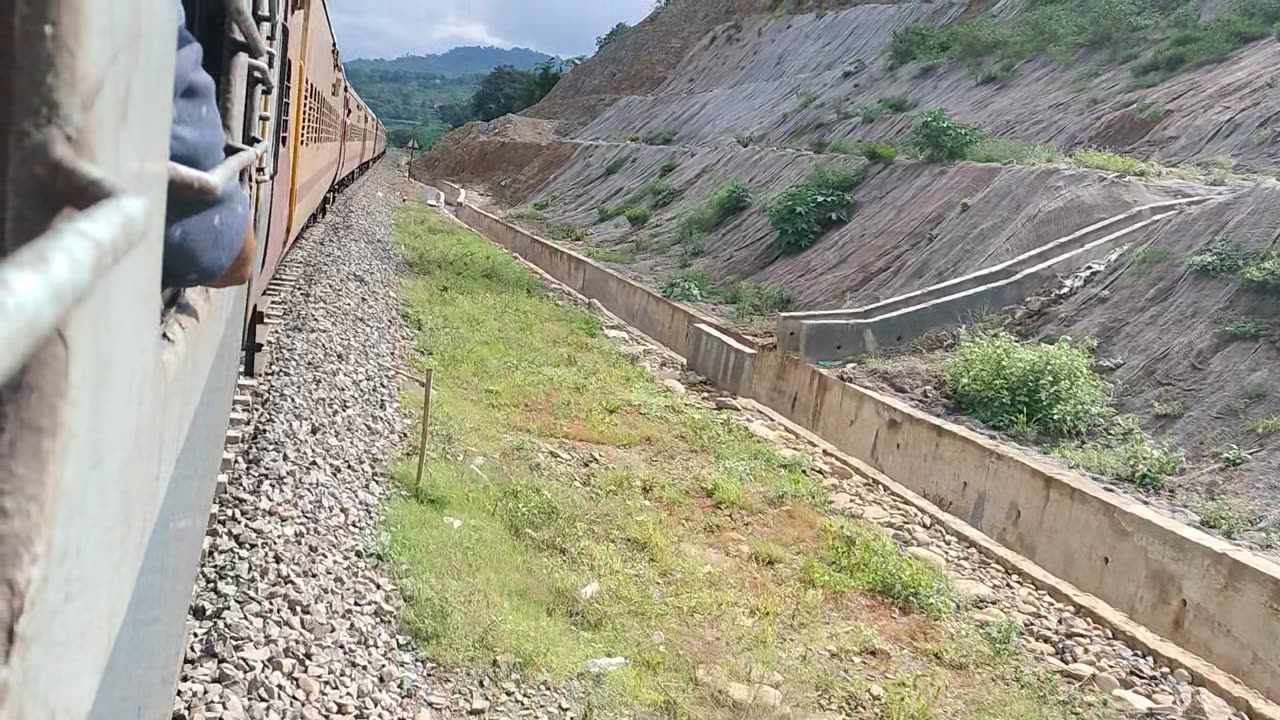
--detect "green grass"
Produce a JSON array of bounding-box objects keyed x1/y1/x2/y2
[
  {"x1": 604, "y1": 153, "x2": 630, "y2": 176},
  {"x1": 643, "y1": 128, "x2": 678, "y2": 146},
  {"x1": 659, "y1": 159, "x2": 679, "y2": 176},
  {"x1": 546, "y1": 224, "x2": 586, "y2": 242},
  {"x1": 1151, "y1": 396, "x2": 1187, "y2": 419},
  {"x1": 1070, "y1": 149, "x2": 1158, "y2": 177},
  {"x1": 391, "y1": 206, "x2": 1120, "y2": 719},
  {"x1": 582, "y1": 245, "x2": 638, "y2": 264},
  {"x1": 624, "y1": 206, "x2": 651, "y2": 228},
  {"x1": 1127, "y1": 246, "x2": 1175, "y2": 277},
  {"x1": 1251, "y1": 415, "x2": 1280, "y2": 434},
  {"x1": 676, "y1": 180, "x2": 752, "y2": 254},
  {"x1": 1187, "y1": 236, "x2": 1280, "y2": 290},
  {"x1": 1052, "y1": 418, "x2": 1182, "y2": 489},
  {"x1": 1222, "y1": 318, "x2": 1269, "y2": 339},
  {"x1": 1197, "y1": 499, "x2": 1252, "y2": 539},
  {"x1": 968, "y1": 139, "x2": 1064, "y2": 166}
]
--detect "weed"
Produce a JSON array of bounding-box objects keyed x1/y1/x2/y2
[
  {"x1": 808, "y1": 521, "x2": 957, "y2": 618},
  {"x1": 1133, "y1": 0, "x2": 1280, "y2": 80},
  {"x1": 1127, "y1": 246, "x2": 1174, "y2": 277},
  {"x1": 889, "y1": 24, "x2": 953, "y2": 67},
  {"x1": 626, "y1": 133, "x2": 641, "y2": 143},
  {"x1": 910, "y1": 109, "x2": 983, "y2": 163},
  {"x1": 1053, "y1": 418, "x2": 1182, "y2": 488},
  {"x1": 1070, "y1": 149, "x2": 1157, "y2": 176},
  {"x1": 1221, "y1": 317, "x2": 1269, "y2": 339},
  {"x1": 945, "y1": 332, "x2": 1111, "y2": 438},
  {"x1": 1151, "y1": 396, "x2": 1187, "y2": 418},
  {"x1": 508, "y1": 206, "x2": 542, "y2": 221},
  {"x1": 1251, "y1": 415, "x2": 1280, "y2": 434},
  {"x1": 880, "y1": 675, "x2": 941, "y2": 720},
  {"x1": 702, "y1": 475, "x2": 746, "y2": 509},
  {"x1": 605, "y1": 154, "x2": 630, "y2": 176},
  {"x1": 597, "y1": 205, "x2": 627, "y2": 223},
  {"x1": 1240, "y1": 251, "x2": 1280, "y2": 289},
  {"x1": 1219, "y1": 444, "x2": 1248, "y2": 468},
  {"x1": 967, "y1": 138, "x2": 1063, "y2": 165},
  {"x1": 794, "y1": 90, "x2": 819, "y2": 111},
  {"x1": 1187, "y1": 236, "x2": 1252, "y2": 276},
  {"x1": 747, "y1": 538, "x2": 788, "y2": 566},
  {"x1": 625, "y1": 206, "x2": 652, "y2": 228},
  {"x1": 859, "y1": 104, "x2": 884, "y2": 124},
  {"x1": 808, "y1": 138, "x2": 832, "y2": 154},
  {"x1": 677, "y1": 180, "x2": 752, "y2": 250},
  {"x1": 1198, "y1": 499, "x2": 1252, "y2": 539},
  {"x1": 1246, "y1": 384, "x2": 1272, "y2": 401},
  {"x1": 660, "y1": 268, "x2": 716, "y2": 302},
  {"x1": 767, "y1": 166, "x2": 865, "y2": 254},
  {"x1": 643, "y1": 128, "x2": 678, "y2": 146},
  {"x1": 1133, "y1": 101, "x2": 1167, "y2": 122},
  {"x1": 647, "y1": 179, "x2": 679, "y2": 208},
  {"x1": 722, "y1": 279, "x2": 793, "y2": 317},
  {"x1": 959, "y1": 198, "x2": 972, "y2": 212},
  {"x1": 877, "y1": 96, "x2": 911, "y2": 112},
  {"x1": 734, "y1": 133, "x2": 754, "y2": 148},
  {"x1": 533, "y1": 198, "x2": 551, "y2": 211},
  {"x1": 582, "y1": 245, "x2": 637, "y2": 264},
  {"x1": 858, "y1": 141, "x2": 899, "y2": 164},
  {"x1": 659, "y1": 159, "x2": 679, "y2": 176},
  {"x1": 547, "y1": 224, "x2": 587, "y2": 242},
  {"x1": 972, "y1": 57, "x2": 1018, "y2": 85}
]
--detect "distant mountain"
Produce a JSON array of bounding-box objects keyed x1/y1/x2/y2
[{"x1": 346, "y1": 46, "x2": 556, "y2": 78}]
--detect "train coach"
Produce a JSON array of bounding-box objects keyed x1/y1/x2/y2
[{"x1": 0, "y1": 0, "x2": 383, "y2": 717}]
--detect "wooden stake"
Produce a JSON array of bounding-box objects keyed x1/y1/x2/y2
[{"x1": 416, "y1": 368, "x2": 434, "y2": 486}]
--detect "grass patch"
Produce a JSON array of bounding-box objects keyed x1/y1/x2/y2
[
  {"x1": 945, "y1": 332, "x2": 1111, "y2": 438},
  {"x1": 660, "y1": 268, "x2": 716, "y2": 302},
  {"x1": 533, "y1": 198, "x2": 552, "y2": 211},
  {"x1": 659, "y1": 159, "x2": 679, "y2": 176},
  {"x1": 1133, "y1": 0, "x2": 1280, "y2": 80},
  {"x1": 1127, "y1": 246, "x2": 1175, "y2": 277},
  {"x1": 877, "y1": 96, "x2": 912, "y2": 112},
  {"x1": 1222, "y1": 317, "x2": 1269, "y2": 339},
  {"x1": 767, "y1": 165, "x2": 865, "y2": 254},
  {"x1": 968, "y1": 138, "x2": 1064, "y2": 165},
  {"x1": 722, "y1": 279, "x2": 793, "y2": 318},
  {"x1": 858, "y1": 141, "x2": 899, "y2": 164},
  {"x1": 1197, "y1": 499, "x2": 1252, "y2": 539},
  {"x1": 794, "y1": 89, "x2": 819, "y2": 111},
  {"x1": 582, "y1": 245, "x2": 637, "y2": 264},
  {"x1": 391, "y1": 206, "x2": 1126, "y2": 718},
  {"x1": 1187, "y1": 235, "x2": 1280, "y2": 290},
  {"x1": 546, "y1": 224, "x2": 587, "y2": 242},
  {"x1": 676, "y1": 180, "x2": 752, "y2": 253},
  {"x1": 1069, "y1": 149, "x2": 1157, "y2": 177},
  {"x1": 806, "y1": 521, "x2": 957, "y2": 619},
  {"x1": 1052, "y1": 418, "x2": 1182, "y2": 489},
  {"x1": 1218, "y1": 444, "x2": 1248, "y2": 468},
  {"x1": 624, "y1": 206, "x2": 652, "y2": 228},
  {"x1": 1251, "y1": 415, "x2": 1280, "y2": 435},
  {"x1": 604, "y1": 153, "x2": 630, "y2": 176},
  {"x1": 643, "y1": 128, "x2": 678, "y2": 146},
  {"x1": 1151, "y1": 396, "x2": 1187, "y2": 418},
  {"x1": 508, "y1": 206, "x2": 542, "y2": 221}
]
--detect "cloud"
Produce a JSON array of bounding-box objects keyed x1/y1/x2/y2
[{"x1": 328, "y1": 0, "x2": 654, "y2": 60}]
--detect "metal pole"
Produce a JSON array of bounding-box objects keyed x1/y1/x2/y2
[{"x1": 416, "y1": 368, "x2": 434, "y2": 485}]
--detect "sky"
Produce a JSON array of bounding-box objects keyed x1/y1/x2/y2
[{"x1": 328, "y1": 0, "x2": 655, "y2": 60}]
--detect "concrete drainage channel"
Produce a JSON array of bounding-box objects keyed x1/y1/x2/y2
[
  {"x1": 420, "y1": 178, "x2": 1280, "y2": 720},
  {"x1": 776, "y1": 195, "x2": 1220, "y2": 362}
]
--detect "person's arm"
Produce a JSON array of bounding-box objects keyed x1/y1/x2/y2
[{"x1": 163, "y1": 5, "x2": 255, "y2": 289}]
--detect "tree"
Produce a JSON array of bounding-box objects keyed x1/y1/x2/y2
[
  {"x1": 470, "y1": 64, "x2": 534, "y2": 121},
  {"x1": 437, "y1": 101, "x2": 474, "y2": 128},
  {"x1": 517, "y1": 59, "x2": 563, "y2": 109},
  {"x1": 596, "y1": 22, "x2": 630, "y2": 51}
]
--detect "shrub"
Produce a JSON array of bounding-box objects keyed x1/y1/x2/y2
[
  {"x1": 888, "y1": 24, "x2": 953, "y2": 66},
  {"x1": 1240, "y1": 251, "x2": 1280, "y2": 289},
  {"x1": 1133, "y1": 101, "x2": 1166, "y2": 122},
  {"x1": 794, "y1": 90, "x2": 819, "y2": 110},
  {"x1": 809, "y1": 522, "x2": 957, "y2": 618},
  {"x1": 807, "y1": 138, "x2": 832, "y2": 154},
  {"x1": 647, "y1": 180, "x2": 679, "y2": 208},
  {"x1": 734, "y1": 133, "x2": 754, "y2": 148},
  {"x1": 1222, "y1": 318, "x2": 1269, "y2": 338},
  {"x1": 858, "y1": 142, "x2": 898, "y2": 164},
  {"x1": 1252, "y1": 415, "x2": 1280, "y2": 434},
  {"x1": 1127, "y1": 246, "x2": 1175, "y2": 277},
  {"x1": 677, "y1": 180, "x2": 752, "y2": 248},
  {"x1": 767, "y1": 166, "x2": 865, "y2": 254},
  {"x1": 945, "y1": 332, "x2": 1112, "y2": 437},
  {"x1": 967, "y1": 138, "x2": 1063, "y2": 165},
  {"x1": 597, "y1": 205, "x2": 627, "y2": 223},
  {"x1": 1187, "y1": 236, "x2": 1252, "y2": 276},
  {"x1": 910, "y1": 109, "x2": 983, "y2": 163},
  {"x1": 659, "y1": 159, "x2": 679, "y2": 176},
  {"x1": 1219, "y1": 444, "x2": 1248, "y2": 467},
  {"x1": 877, "y1": 96, "x2": 911, "y2": 112},
  {"x1": 1133, "y1": 0, "x2": 1280, "y2": 80},
  {"x1": 546, "y1": 224, "x2": 586, "y2": 242},
  {"x1": 858, "y1": 105, "x2": 884, "y2": 124},
  {"x1": 1151, "y1": 396, "x2": 1187, "y2": 418},
  {"x1": 604, "y1": 154, "x2": 630, "y2": 176},
  {"x1": 660, "y1": 269, "x2": 715, "y2": 302},
  {"x1": 1070, "y1": 149, "x2": 1157, "y2": 176},
  {"x1": 1198, "y1": 500, "x2": 1251, "y2": 539},
  {"x1": 533, "y1": 198, "x2": 551, "y2": 211},
  {"x1": 722, "y1": 279, "x2": 793, "y2": 317},
  {"x1": 624, "y1": 206, "x2": 651, "y2": 228},
  {"x1": 1053, "y1": 419, "x2": 1182, "y2": 488}
]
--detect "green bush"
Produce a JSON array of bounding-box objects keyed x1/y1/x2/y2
[
  {"x1": 659, "y1": 159, "x2": 679, "y2": 176},
  {"x1": 532, "y1": 198, "x2": 551, "y2": 211},
  {"x1": 677, "y1": 180, "x2": 752, "y2": 250},
  {"x1": 945, "y1": 332, "x2": 1112, "y2": 437},
  {"x1": 859, "y1": 105, "x2": 884, "y2": 124},
  {"x1": 808, "y1": 522, "x2": 956, "y2": 618},
  {"x1": 624, "y1": 206, "x2": 651, "y2": 228},
  {"x1": 644, "y1": 129, "x2": 678, "y2": 146},
  {"x1": 967, "y1": 138, "x2": 1063, "y2": 165},
  {"x1": 1219, "y1": 444, "x2": 1248, "y2": 467},
  {"x1": 647, "y1": 180, "x2": 679, "y2": 208},
  {"x1": 910, "y1": 109, "x2": 983, "y2": 163},
  {"x1": 1240, "y1": 252, "x2": 1280, "y2": 289},
  {"x1": 794, "y1": 90, "x2": 819, "y2": 111},
  {"x1": 1053, "y1": 421, "x2": 1183, "y2": 488},
  {"x1": 546, "y1": 225, "x2": 586, "y2": 242},
  {"x1": 1070, "y1": 149, "x2": 1157, "y2": 177},
  {"x1": 1133, "y1": 0, "x2": 1280, "y2": 80},
  {"x1": 767, "y1": 166, "x2": 865, "y2": 254},
  {"x1": 877, "y1": 96, "x2": 911, "y2": 112},
  {"x1": 1188, "y1": 236, "x2": 1251, "y2": 276},
  {"x1": 889, "y1": 24, "x2": 953, "y2": 66},
  {"x1": 722, "y1": 279, "x2": 793, "y2": 317},
  {"x1": 1222, "y1": 318, "x2": 1269, "y2": 338},
  {"x1": 858, "y1": 142, "x2": 898, "y2": 164},
  {"x1": 660, "y1": 269, "x2": 715, "y2": 302},
  {"x1": 597, "y1": 205, "x2": 627, "y2": 223},
  {"x1": 807, "y1": 138, "x2": 832, "y2": 154}
]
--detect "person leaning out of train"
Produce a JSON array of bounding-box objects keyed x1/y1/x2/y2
[{"x1": 163, "y1": 3, "x2": 255, "y2": 289}]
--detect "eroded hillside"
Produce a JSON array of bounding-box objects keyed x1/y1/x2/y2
[{"x1": 415, "y1": 0, "x2": 1280, "y2": 550}]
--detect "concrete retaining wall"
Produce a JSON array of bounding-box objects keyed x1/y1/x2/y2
[
  {"x1": 445, "y1": 195, "x2": 1280, "y2": 717},
  {"x1": 778, "y1": 196, "x2": 1211, "y2": 357}
]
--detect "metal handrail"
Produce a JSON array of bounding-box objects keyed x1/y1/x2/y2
[
  {"x1": 167, "y1": 141, "x2": 266, "y2": 197},
  {"x1": 246, "y1": 58, "x2": 274, "y2": 94},
  {"x1": 0, "y1": 195, "x2": 151, "y2": 382},
  {"x1": 223, "y1": 0, "x2": 268, "y2": 60}
]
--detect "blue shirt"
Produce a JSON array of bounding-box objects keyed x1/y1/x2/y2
[{"x1": 163, "y1": 4, "x2": 252, "y2": 288}]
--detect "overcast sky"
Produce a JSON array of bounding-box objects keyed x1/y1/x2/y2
[{"x1": 329, "y1": 0, "x2": 655, "y2": 60}]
